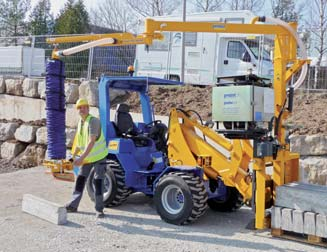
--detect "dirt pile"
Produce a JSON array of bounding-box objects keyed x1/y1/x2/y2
[
  {"x1": 121, "y1": 85, "x2": 327, "y2": 136},
  {"x1": 119, "y1": 85, "x2": 213, "y2": 120},
  {"x1": 289, "y1": 92, "x2": 327, "y2": 135}
]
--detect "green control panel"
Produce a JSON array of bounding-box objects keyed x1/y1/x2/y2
[{"x1": 212, "y1": 85, "x2": 274, "y2": 122}]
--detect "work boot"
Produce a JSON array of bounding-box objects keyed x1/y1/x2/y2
[
  {"x1": 65, "y1": 204, "x2": 77, "y2": 213},
  {"x1": 96, "y1": 211, "x2": 105, "y2": 218}
]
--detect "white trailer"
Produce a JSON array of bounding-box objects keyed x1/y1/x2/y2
[
  {"x1": 0, "y1": 46, "x2": 45, "y2": 76},
  {"x1": 134, "y1": 11, "x2": 273, "y2": 85}
]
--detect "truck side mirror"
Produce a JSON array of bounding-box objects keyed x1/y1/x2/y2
[{"x1": 242, "y1": 51, "x2": 251, "y2": 62}]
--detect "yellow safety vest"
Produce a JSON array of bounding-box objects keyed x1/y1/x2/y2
[{"x1": 76, "y1": 114, "x2": 108, "y2": 164}]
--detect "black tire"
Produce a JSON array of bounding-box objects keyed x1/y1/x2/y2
[
  {"x1": 207, "y1": 186, "x2": 243, "y2": 212},
  {"x1": 86, "y1": 159, "x2": 131, "y2": 207},
  {"x1": 169, "y1": 75, "x2": 180, "y2": 82},
  {"x1": 154, "y1": 172, "x2": 208, "y2": 225}
]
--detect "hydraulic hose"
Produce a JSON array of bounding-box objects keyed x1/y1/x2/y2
[
  {"x1": 45, "y1": 59, "x2": 66, "y2": 159},
  {"x1": 252, "y1": 16, "x2": 308, "y2": 90},
  {"x1": 55, "y1": 38, "x2": 116, "y2": 57}
]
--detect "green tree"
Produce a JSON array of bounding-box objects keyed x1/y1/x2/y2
[
  {"x1": 28, "y1": 0, "x2": 54, "y2": 35},
  {"x1": 0, "y1": 0, "x2": 30, "y2": 36},
  {"x1": 271, "y1": 0, "x2": 301, "y2": 22},
  {"x1": 53, "y1": 0, "x2": 90, "y2": 79},
  {"x1": 54, "y1": 0, "x2": 89, "y2": 34}
]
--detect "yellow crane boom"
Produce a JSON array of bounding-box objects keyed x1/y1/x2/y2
[{"x1": 47, "y1": 32, "x2": 164, "y2": 59}]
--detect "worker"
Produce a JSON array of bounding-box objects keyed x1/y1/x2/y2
[
  {"x1": 65, "y1": 98, "x2": 108, "y2": 218},
  {"x1": 127, "y1": 65, "x2": 134, "y2": 76}
]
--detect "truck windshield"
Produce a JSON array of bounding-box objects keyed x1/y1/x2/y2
[{"x1": 245, "y1": 40, "x2": 271, "y2": 61}]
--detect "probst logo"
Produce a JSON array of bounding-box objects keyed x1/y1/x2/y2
[{"x1": 224, "y1": 93, "x2": 238, "y2": 105}]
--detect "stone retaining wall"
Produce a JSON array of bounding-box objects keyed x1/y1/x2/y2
[
  {"x1": 0, "y1": 76, "x2": 126, "y2": 169},
  {"x1": 290, "y1": 135, "x2": 327, "y2": 185}
]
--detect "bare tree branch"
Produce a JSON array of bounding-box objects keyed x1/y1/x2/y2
[
  {"x1": 193, "y1": 0, "x2": 225, "y2": 12},
  {"x1": 90, "y1": 0, "x2": 137, "y2": 32},
  {"x1": 307, "y1": 0, "x2": 327, "y2": 88},
  {"x1": 126, "y1": 0, "x2": 180, "y2": 17},
  {"x1": 310, "y1": 0, "x2": 327, "y2": 64},
  {"x1": 226, "y1": 0, "x2": 264, "y2": 12}
]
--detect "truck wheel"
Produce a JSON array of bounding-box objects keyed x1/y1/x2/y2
[
  {"x1": 87, "y1": 159, "x2": 131, "y2": 207},
  {"x1": 169, "y1": 75, "x2": 180, "y2": 82},
  {"x1": 207, "y1": 187, "x2": 243, "y2": 212},
  {"x1": 154, "y1": 172, "x2": 208, "y2": 225}
]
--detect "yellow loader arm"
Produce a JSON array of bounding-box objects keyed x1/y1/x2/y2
[
  {"x1": 167, "y1": 108, "x2": 271, "y2": 203},
  {"x1": 168, "y1": 109, "x2": 253, "y2": 200}
]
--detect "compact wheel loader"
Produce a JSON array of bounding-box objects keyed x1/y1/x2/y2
[{"x1": 45, "y1": 15, "x2": 309, "y2": 229}]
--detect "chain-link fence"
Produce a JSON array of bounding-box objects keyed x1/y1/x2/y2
[{"x1": 0, "y1": 34, "x2": 325, "y2": 90}]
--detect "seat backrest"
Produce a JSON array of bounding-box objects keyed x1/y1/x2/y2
[{"x1": 115, "y1": 103, "x2": 135, "y2": 135}]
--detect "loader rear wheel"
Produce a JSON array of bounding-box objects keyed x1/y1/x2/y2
[
  {"x1": 207, "y1": 187, "x2": 243, "y2": 212},
  {"x1": 87, "y1": 159, "x2": 131, "y2": 207},
  {"x1": 154, "y1": 172, "x2": 208, "y2": 225}
]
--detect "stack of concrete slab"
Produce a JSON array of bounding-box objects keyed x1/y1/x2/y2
[{"x1": 272, "y1": 182, "x2": 327, "y2": 239}]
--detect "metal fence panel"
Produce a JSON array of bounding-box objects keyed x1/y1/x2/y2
[
  {"x1": 0, "y1": 34, "x2": 135, "y2": 80},
  {"x1": 91, "y1": 45, "x2": 135, "y2": 79},
  {"x1": 305, "y1": 66, "x2": 327, "y2": 90}
]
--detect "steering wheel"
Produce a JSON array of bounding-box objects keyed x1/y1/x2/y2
[
  {"x1": 121, "y1": 127, "x2": 139, "y2": 138},
  {"x1": 145, "y1": 120, "x2": 162, "y2": 128}
]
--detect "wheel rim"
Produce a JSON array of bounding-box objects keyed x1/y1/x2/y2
[
  {"x1": 92, "y1": 172, "x2": 112, "y2": 201},
  {"x1": 103, "y1": 173, "x2": 112, "y2": 200},
  {"x1": 161, "y1": 184, "x2": 184, "y2": 214}
]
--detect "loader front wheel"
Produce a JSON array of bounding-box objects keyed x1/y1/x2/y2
[
  {"x1": 87, "y1": 159, "x2": 131, "y2": 207},
  {"x1": 154, "y1": 172, "x2": 208, "y2": 225},
  {"x1": 207, "y1": 187, "x2": 243, "y2": 212}
]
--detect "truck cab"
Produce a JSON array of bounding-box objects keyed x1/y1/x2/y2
[{"x1": 217, "y1": 36, "x2": 273, "y2": 79}]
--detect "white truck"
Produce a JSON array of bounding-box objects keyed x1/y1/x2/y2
[{"x1": 134, "y1": 10, "x2": 274, "y2": 85}]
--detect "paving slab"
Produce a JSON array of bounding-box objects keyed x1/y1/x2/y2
[
  {"x1": 276, "y1": 182, "x2": 327, "y2": 215},
  {"x1": 22, "y1": 194, "x2": 67, "y2": 225}
]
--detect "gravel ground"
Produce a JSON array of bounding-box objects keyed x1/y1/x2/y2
[{"x1": 0, "y1": 167, "x2": 325, "y2": 252}]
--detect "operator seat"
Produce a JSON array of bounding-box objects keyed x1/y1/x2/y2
[
  {"x1": 115, "y1": 103, "x2": 137, "y2": 136},
  {"x1": 114, "y1": 103, "x2": 151, "y2": 147}
]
